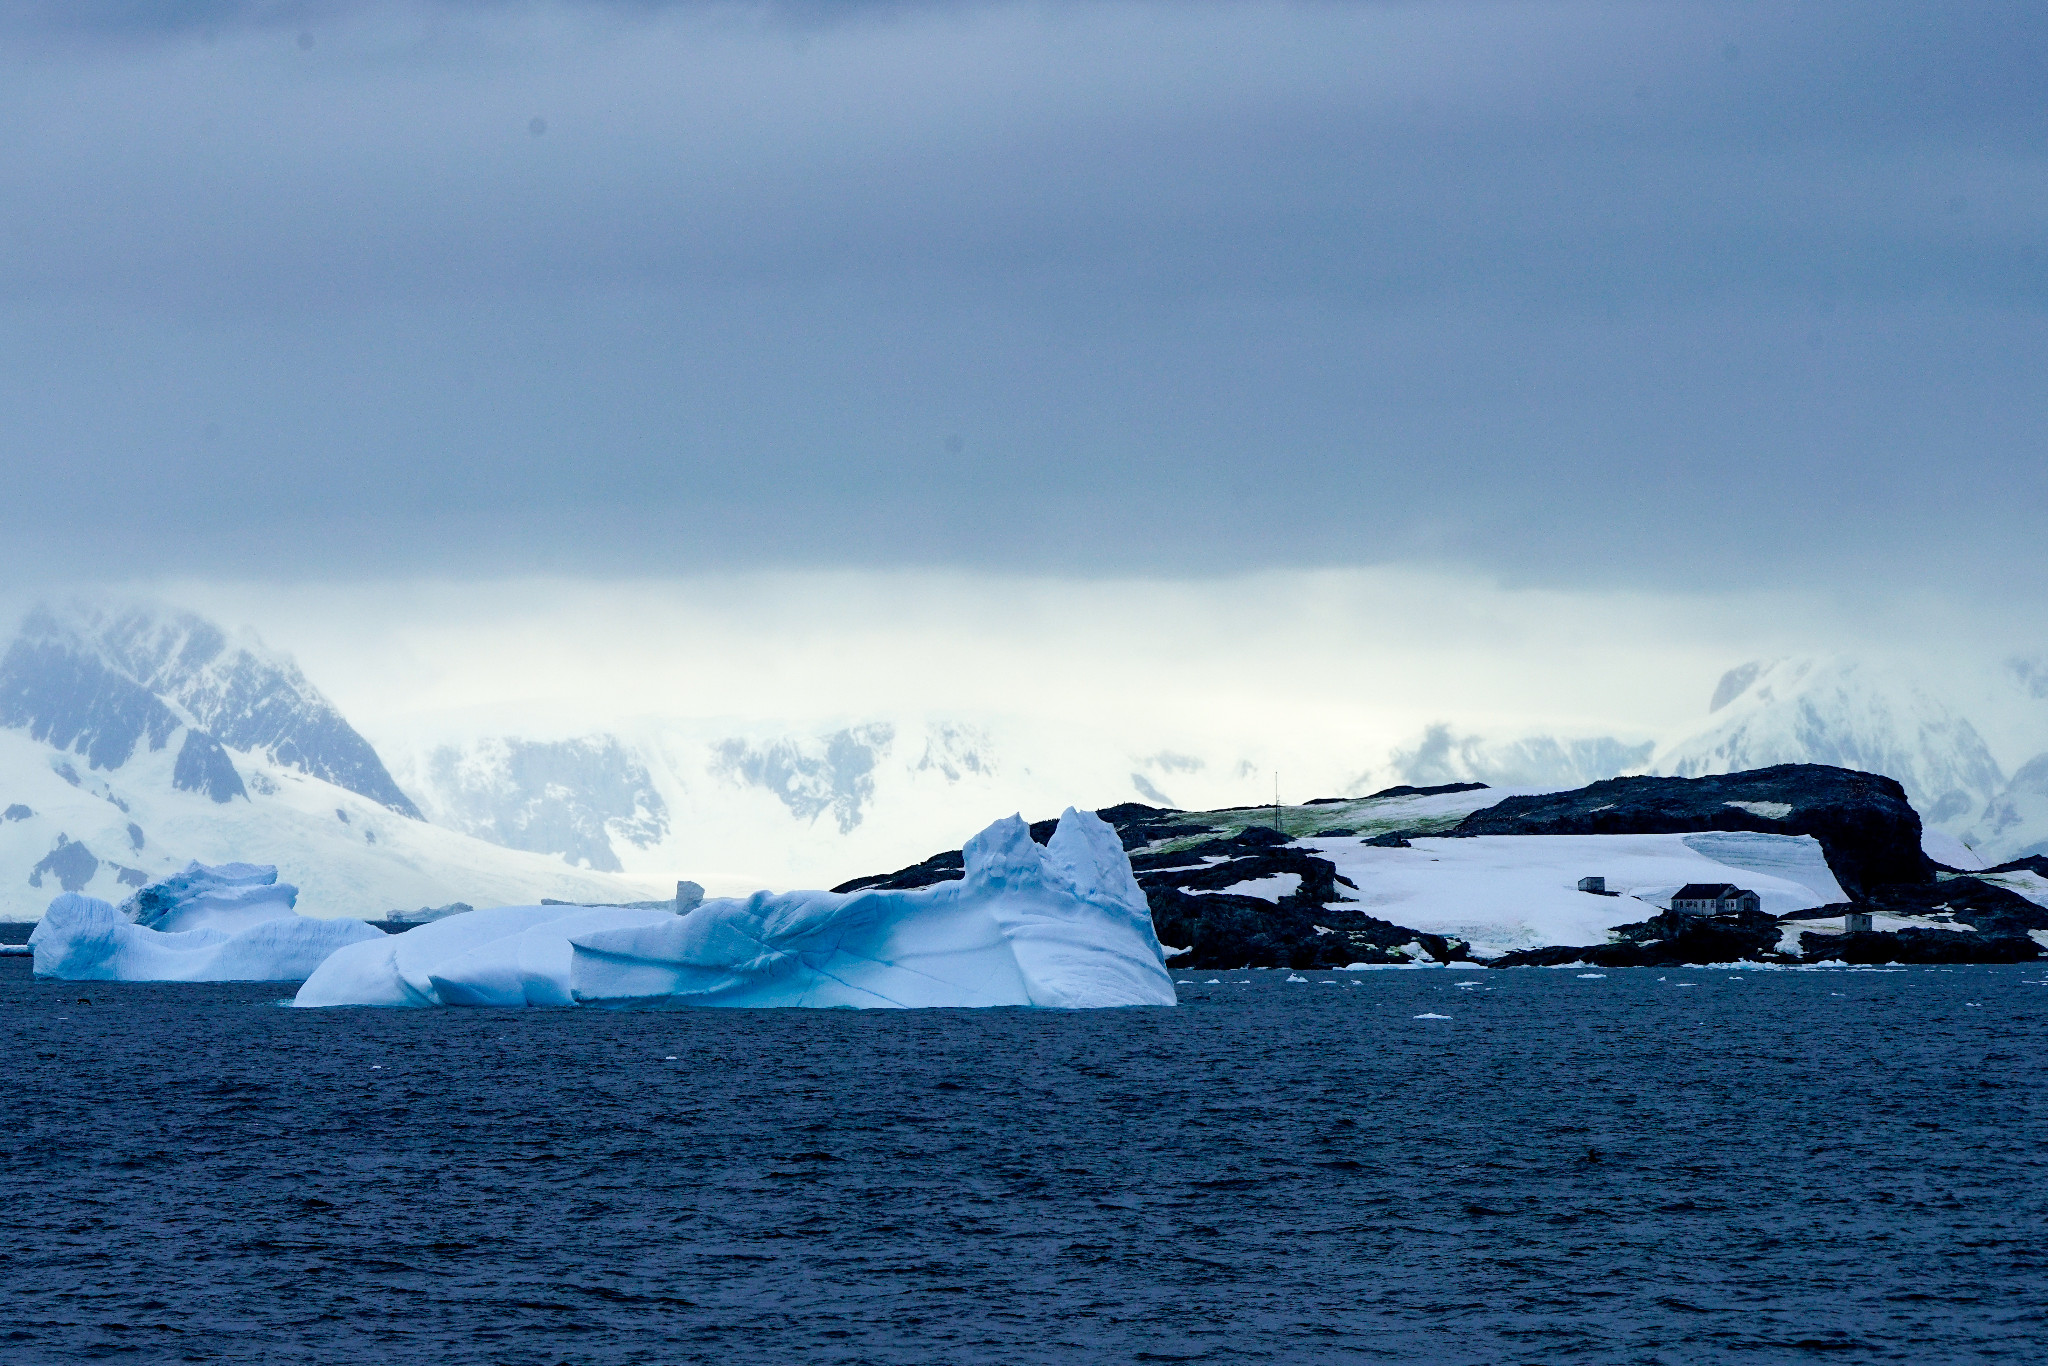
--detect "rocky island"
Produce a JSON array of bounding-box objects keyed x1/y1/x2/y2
[{"x1": 836, "y1": 765, "x2": 2048, "y2": 969}]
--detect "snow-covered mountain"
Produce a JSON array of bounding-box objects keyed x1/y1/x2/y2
[
  {"x1": 1653, "y1": 657, "x2": 2006, "y2": 827},
  {"x1": 1, "y1": 603, "x2": 422, "y2": 816},
  {"x1": 1379, "y1": 724, "x2": 1655, "y2": 792},
  {"x1": 1374, "y1": 654, "x2": 2048, "y2": 864},
  {"x1": 18, "y1": 596, "x2": 2040, "y2": 914},
  {"x1": 0, "y1": 603, "x2": 665, "y2": 919},
  {"x1": 384, "y1": 716, "x2": 1327, "y2": 894},
  {"x1": 1650, "y1": 654, "x2": 2048, "y2": 860},
  {"x1": 393, "y1": 734, "x2": 668, "y2": 873}
]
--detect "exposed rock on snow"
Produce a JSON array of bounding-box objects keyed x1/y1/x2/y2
[
  {"x1": 0, "y1": 602, "x2": 418, "y2": 816},
  {"x1": 709, "y1": 724, "x2": 896, "y2": 834},
  {"x1": 401, "y1": 734, "x2": 668, "y2": 872},
  {"x1": 1451, "y1": 765, "x2": 1928, "y2": 898},
  {"x1": 829, "y1": 770, "x2": 1946, "y2": 968},
  {"x1": 0, "y1": 601, "x2": 669, "y2": 919},
  {"x1": 1308, "y1": 830, "x2": 1845, "y2": 961},
  {"x1": 295, "y1": 809, "x2": 1174, "y2": 1010},
  {"x1": 1971, "y1": 753, "x2": 2048, "y2": 862}
]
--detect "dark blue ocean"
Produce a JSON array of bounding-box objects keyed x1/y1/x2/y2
[{"x1": 4, "y1": 959, "x2": 2044, "y2": 1364}]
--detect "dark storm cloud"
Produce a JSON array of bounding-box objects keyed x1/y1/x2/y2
[{"x1": 0, "y1": 1, "x2": 2043, "y2": 589}]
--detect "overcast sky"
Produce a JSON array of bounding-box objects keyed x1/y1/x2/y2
[{"x1": 2, "y1": 0, "x2": 2041, "y2": 600}]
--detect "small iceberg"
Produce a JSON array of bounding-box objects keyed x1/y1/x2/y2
[
  {"x1": 30, "y1": 862, "x2": 382, "y2": 982},
  {"x1": 296, "y1": 808, "x2": 1175, "y2": 1010}
]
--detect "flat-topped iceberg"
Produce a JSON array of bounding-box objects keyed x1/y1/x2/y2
[
  {"x1": 30, "y1": 862, "x2": 382, "y2": 982},
  {"x1": 297, "y1": 808, "x2": 1175, "y2": 1009}
]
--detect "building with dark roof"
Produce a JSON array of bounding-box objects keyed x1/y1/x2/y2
[{"x1": 1670, "y1": 883, "x2": 1762, "y2": 915}]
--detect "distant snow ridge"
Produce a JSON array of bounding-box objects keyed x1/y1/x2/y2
[
  {"x1": 0, "y1": 601, "x2": 668, "y2": 919},
  {"x1": 296, "y1": 808, "x2": 1175, "y2": 1010},
  {"x1": 1656, "y1": 657, "x2": 2004, "y2": 827},
  {"x1": 0, "y1": 602, "x2": 418, "y2": 817},
  {"x1": 30, "y1": 862, "x2": 381, "y2": 981},
  {"x1": 1975, "y1": 754, "x2": 2048, "y2": 861},
  {"x1": 407, "y1": 735, "x2": 667, "y2": 872},
  {"x1": 711, "y1": 723, "x2": 895, "y2": 833},
  {"x1": 1381, "y1": 724, "x2": 1653, "y2": 791}
]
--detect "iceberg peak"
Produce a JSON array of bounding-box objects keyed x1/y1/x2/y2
[{"x1": 298, "y1": 808, "x2": 1176, "y2": 1010}]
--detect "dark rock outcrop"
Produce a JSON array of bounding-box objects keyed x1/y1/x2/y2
[
  {"x1": 0, "y1": 635, "x2": 182, "y2": 772},
  {"x1": 1800, "y1": 928, "x2": 2040, "y2": 964},
  {"x1": 1451, "y1": 765, "x2": 1928, "y2": 898},
  {"x1": 1780, "y1": 879, "x2": 2048, "y2": 939},
  {"x1": 1492, "y1": 906, "x2": 1783, "y2": 968},
  {"x1": 832, "y1": 848, "x2": 966, "y2": 894},
  {"x1": 1872, "y1": 878, "x2": 2048, "y2": 937},
  {"x1": 172, "y1": 729, "x2": 247, "y2": 804},
  {"x1": 1137, "y1": 825, "x2": 1446, "y2": 969},
  {"x1": 28, "y1": 836, "x2": 98, "y2": 893},
  {"x1": 1363, "y1": 781, "x2": 1490, "y2": 800}
]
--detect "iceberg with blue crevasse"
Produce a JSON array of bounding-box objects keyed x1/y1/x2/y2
[
  {"x1": 30, "y1": 861, "x2": 382, "y2": 982},
  {"x1": 295, "y1": 808, "x2": 1175, "y2": 1009}
]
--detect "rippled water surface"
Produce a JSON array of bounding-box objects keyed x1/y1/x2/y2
[{"x1": 4, "y1": 960, "x2": 2045, "y2": 1364}]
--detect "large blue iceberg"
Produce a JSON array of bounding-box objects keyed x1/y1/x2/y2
[
  {"x1": 296, "y1": 808, "x2": 1175, "y2": 1009},
  {"x1": 30, "y1": 862, "x2": 382, "y2": 982}
]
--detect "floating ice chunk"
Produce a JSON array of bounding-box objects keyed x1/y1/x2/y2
[
  {"x1": 1576, "y1": 973, "x2": 1607, "y2": 979},
  {"x1": 120, "y1": 861, "x2": 300, "y2": 933},
  {"x1": 1413, "y1": 1012, "x2": 1451, "y2": 1019},
  {"x1": 30, "y1": 888, "x2": 380, "y2": 982},
  {"x1": 298, "y1": 808, "x2": 1176, "y2": 1010}
]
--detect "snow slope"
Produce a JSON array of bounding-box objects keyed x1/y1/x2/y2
[
  {"x1": 1304, "y1": 832, "x2": 1847, "y2": 958},
  {"x1": 0, "y1": 602, "x2": 669, "y2": 920},
  {"x1": 0, "y1": 722, "x2": 664, "y2": 920}
]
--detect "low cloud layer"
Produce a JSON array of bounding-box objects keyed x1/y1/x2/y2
[{"x1": 3, "y1": 2, "x2": 2042, "y2": 593}]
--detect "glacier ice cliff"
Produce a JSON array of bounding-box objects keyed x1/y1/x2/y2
[
  {"x1": 295, "y1": 808, "x2": 1175, "y2": 1009},
  {"x1": 30, "y1": 861, "x2": 381, "y2": 982}
]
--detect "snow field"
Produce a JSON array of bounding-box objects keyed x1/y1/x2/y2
[{"x1": 1303, "y1": 831, "x2": 1846, "y2": 958}]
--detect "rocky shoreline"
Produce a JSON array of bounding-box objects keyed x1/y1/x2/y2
[{"x1": 837, "y1": 767, "x2": 2048, "y2": 969}]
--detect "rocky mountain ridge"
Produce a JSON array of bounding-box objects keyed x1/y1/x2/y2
[
  {"x1": 0, "y1": 603, "x2": 417, "y2": 816},
  {"x1": 0, "y1": 604, "x2": 664, "y2": 918}
]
